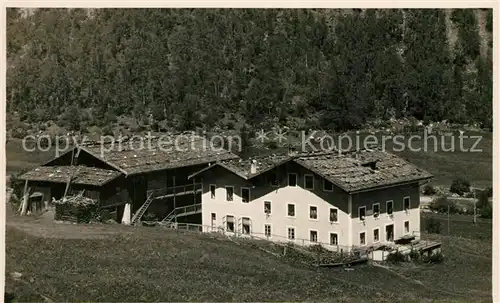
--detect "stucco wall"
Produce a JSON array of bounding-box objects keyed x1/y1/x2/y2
[
  {"x1": 201, "y1": 163, "x2": 352, "y2": 250},
  {"x1": 201, "y1": 162, "x2": 423, "y2": 251},
  {"x1": 350, "y1": 182, "x2": 421, "y2": 247}
]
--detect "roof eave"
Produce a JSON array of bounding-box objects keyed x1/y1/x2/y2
[
  {"x1": 17, "y1": 178, "x2": 114, "y2": 187},
  {"x1": 111, "y1": 153, "x2": 240, "y2": 177},
  {"x1": 187, "y1": 161, "x2": 250, "y2": 181},
  {"x1": 347, "y1": 176, "x2": 434, "y2": 194},
  {"x1": 79, "y1": 146, "x2": 129, "y2": 175},
  {"x1": 246, "y1": 156, "x2": 296, "y2": 180}
]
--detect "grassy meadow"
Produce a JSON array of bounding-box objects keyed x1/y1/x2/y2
[{"x1": 4, "y1": 211, "x2": 492, "y2": 302}]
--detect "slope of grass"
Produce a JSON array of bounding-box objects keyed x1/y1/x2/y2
[
  {"x1": 6, "y1": 139, "x2": 55, "y2": 174},
  {"x1": 5, "y1": 213, "x2": 492, "y2": 302}
]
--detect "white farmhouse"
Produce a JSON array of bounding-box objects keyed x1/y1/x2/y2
[{"x1": 188, "y1": 148, "x2": 433, "y2": 252}]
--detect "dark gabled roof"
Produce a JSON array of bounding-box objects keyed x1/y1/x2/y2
[
  {"x1": 294, "y1": 148, "x2": 433, "y2": 193},
  {"x1": 189, "y1": 148, "x2": 433, "y2": 193},
  {"x1": 189, "y1": 154, "x2": 295, "y2": 180},
  {"x1": 18, "y1": 166, "x2": 122, "y2": 187},
  {"x1": 45, "y1": 133, "x2": 239, "y2": 176}
]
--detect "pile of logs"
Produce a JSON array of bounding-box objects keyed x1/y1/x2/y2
[{"x1": 54, "y1": 192, "x2": 98, "y2": 223}]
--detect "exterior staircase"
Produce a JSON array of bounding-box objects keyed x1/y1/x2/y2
[
  {"x1": 131, "y1": 192, "x2": 154, "y2": 225},
  {"x1": 131, "y1": 183, "x2": 202, "y2": 225},
  {"x1": 160, "y1": 203, "x2": 202, "y2": 224}
]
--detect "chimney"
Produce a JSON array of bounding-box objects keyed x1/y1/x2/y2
[{"x1": 250, "y1": 159, "x2": 257, "y2": 174}]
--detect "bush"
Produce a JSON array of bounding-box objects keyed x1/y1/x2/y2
[
  {"x1": 484, "y1": 186, "x2": 493, "y2": 198},
  {"x1": 464, "y1": 191, "x2": 475, "y2": 198},
  {"x1": 477, "y1": 191, "x2": 490, "y2": 209},
  {"x1": 429, "y1": 196, "x2": 459, "y2": 214},
  {"x1": 480, "y1": 201, "x2": 493, "y2": 219},
  {"x1": 425, "y1": 217, "x2": 441, "y2": 234},
  {"x1": 450, "y1": 178, "x2": 470, "y2": 196},
  {"x1": 265, "y1": 140, "x2": 278, "y2": 149},
  {"x1": 422, "y1": 184, "x2": 437, "y2": 195},
  {"x1": 225, "y1": 121, "x2": 235, "y2": 130},
  {"x1": 423, "y1": 251, "x2": 444, "y2": 264},
  {"x1": 100, "y1": 209, "x2": 111, "y2": 222},
  {"x1": 408, "y1": 249, "x2": 421, "y2": 261},
  {"x1": 11, "y1": 127, "x2": 28, "y2": 139},
  {"x1": 9, "y1": 171, "x2": 28, "y2": 199},
  {"x1": 386, "y1": 251, "x2": 407, "y2": 263}
]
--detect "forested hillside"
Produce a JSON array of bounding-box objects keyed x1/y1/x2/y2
[{"x1": 6, "y1": 8, "x2": 493, "y2": 134}]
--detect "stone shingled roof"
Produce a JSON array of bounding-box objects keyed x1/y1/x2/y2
[
  {"x1": 294, "y1": 149, "x2": 433, "y2": 192},
  {"x1": 189, "y1": 148, "x2": 432, "y2": 192},
  {"x1": 18, "y1": 166, "x2": 122, "y2": 186},
  {"x1": 80, "y1": 133, "x2": 239, "y2": 175},
  {"x1": 215, "y1": 154, "x2": 294, "y2": 179}
]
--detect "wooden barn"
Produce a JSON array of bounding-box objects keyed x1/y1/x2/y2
[{"x1": 17, "y1": 133, "x2": 238, "y2": 224}]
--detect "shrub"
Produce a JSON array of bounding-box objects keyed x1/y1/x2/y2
[
  {"x1": 100, "y1": 209, "x2": 111, "y2": 222},
  {"x1": 464, "y1": 191, "x2": 475, "y2": 198},
  {"x1": 408, "y1": 249, "x2": 421, "y2": 261},
  {"x1": 422, "y1": 184, "x2": 437, "y2": 195},
  {"x1": 101, "y1": 125, "x2": 113, "y2": 136},
  {"x1": 9, "y1": 171, "x2": 28, "y2": 199},
  {"x1": 477, "y1": 191, "x2": 490, "y2": 209},
  {"x1": 480, "y1": 201, "x2": 493, "y2": 219},
  {"x1": 386, "y1": 251, "x2": 407, "y2": 263},
  {"x1": 429, "y1": 196, "x2": 459, "y2": 214},
  {"x1": 425, "y1": 217, "x2": 441, "y2": 234},
  {"x1": 450, "y1": 178, "x2": 471, "y2": 196},
  {"x1": 225, "y1": 121, "x2": 235, "y2": 130},
  {"x1": 11, "y1": 127, "x2": 28, "y2": 139},
  {"x1": 484, "y1": 186, "x2": 493, "y2": 198},
  {"x1": 423, "y1": 251, "x2": 445, "y2": 264},
  {"x1": 265, "y1": 140, "x2": 278, "y2": 149}
]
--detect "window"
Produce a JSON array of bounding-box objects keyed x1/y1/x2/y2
[
  {"x1": 404, "y1": 221, "x2": 410, "y2": 234},
  {"x1": 241, "y1": 188, "x2": 250, "y2": 203},
  {"x1": 404, "y1": 197, "x2": 410, "y2": 210},
  {"x1": 360, "y1": 232, "x2": 366, "y2": 245},
  {"x1": 373, "y1": 203, "x2": 380, "y2": 218},
  {"x1": 309, "y1": 206, "x2": 318, "y2": 219},
  {"x1": 288, "y1": 173, "x2": 297, "y2": 187},
  {"x1": 304, "y1": 174, "x2": 314, "y2": 190},
  {"x1": 386, "y1": 224, "x2": 394, "y2": 241},
  {"x1": 330, "y1": 233, "x2": 338, "y2": 245},
  {"x1": 269, "y1": 172, "x2": 279, "y2": 187},
  {"x1": 359, "y1": 206, "x2": 366, "y2": 220},
  {"x1": 287, "y1": 204, "x2": 295, "y2": 217},
  {"x1": 386, "y1": 200, "x2": 393, "y2": 215},
  {"x1": 329, "y1": 208, "x2": 338, "y2": 223},
  {"x1": 211, "y1": 213, "x2": 216, "y2": 228},
  {"x1": 288, "y1": 227, "x2": 295, "y2": 240},
  {"x1": 310, "y1": 230, "x2": 318, "y2": 243},
  {"x1": 226, "y1": 186, "x2": 233, "y2": 201},
  {"x1": 265, "y1": 224, "x2": 272, "y2": 237},
  {"x1": 226, "y1": 215, "x2": 235, "y2": 232},
  {"x1": 323, "y1": 179, "x2": 333, "y2": 192},
  {"x1": 373, "y1": 228, "x2": 380, "y2": 242},
  {"x1": 264, "y1": 201, "x2": 271, "y2": 214},
  {"x1": 210, "y1": 185, "x2": 216, "y2": 199},
  {"x1": 241, "y1": 217, "x2": 251, "y2": 234}
]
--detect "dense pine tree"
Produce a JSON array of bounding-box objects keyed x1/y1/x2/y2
[{"x1": 6, "y1": 8, "x2": 492, "y2": 132}]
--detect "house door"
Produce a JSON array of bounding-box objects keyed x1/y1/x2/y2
[
  {"x1": 385, "y1": 224, "x2": 394, "y2": 242},
  {"x1": 211, "y1": 213, "x2": 216, "y2": 230}
]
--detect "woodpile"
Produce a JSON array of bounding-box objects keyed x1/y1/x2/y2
[{"x1": 54, "y1": 192, "x2": 98, "y2": 223}]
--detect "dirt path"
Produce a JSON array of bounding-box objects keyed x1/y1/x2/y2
[{"x1": 6, "y1": 210, "x2": 135, "y2": 240}]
